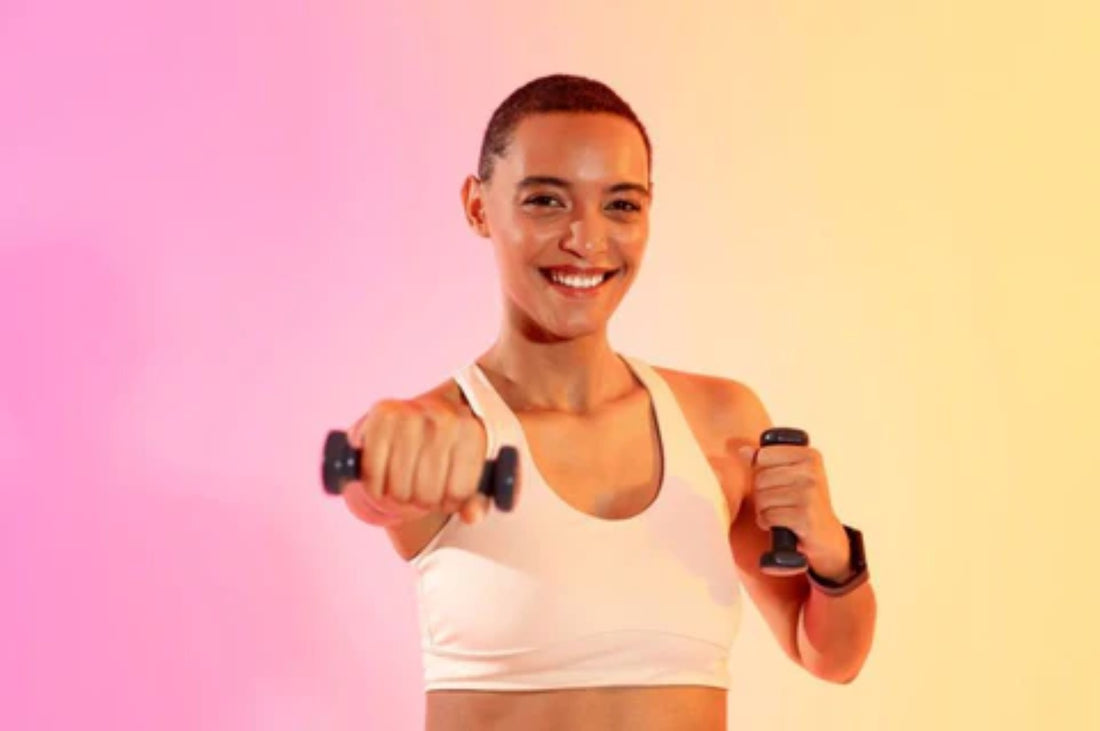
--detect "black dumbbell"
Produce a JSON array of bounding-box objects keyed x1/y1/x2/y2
[
  {"x1": 320, "y1": 430, "x2": 518, "y2": 512},
  {"x1": 758, "y1": 427, "x2": 810, "y2": 576}
]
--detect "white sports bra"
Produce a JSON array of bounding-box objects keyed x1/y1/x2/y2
[{"x1": 408, "y1": 354, "x2": 743, "y2": 691}]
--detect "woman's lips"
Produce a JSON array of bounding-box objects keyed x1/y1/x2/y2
[
  {"x1": 540, "y1": 265, "x2": 616, "y2": 275},
  {"x1": 538, "y1": 267, "x2": 620, "y2": 298}
]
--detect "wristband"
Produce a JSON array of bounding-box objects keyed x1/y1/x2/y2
[{"x1": 807, "y1": 525, "x2": 869, "y2": 597}]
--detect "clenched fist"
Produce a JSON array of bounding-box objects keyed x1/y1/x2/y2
[{"x1": 342, "y1": 397, "x2": 497, "y2": 527}]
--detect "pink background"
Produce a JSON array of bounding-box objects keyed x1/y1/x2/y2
[{"x1": 3, "y1": 2, "x2": 1097, "y2": 729}]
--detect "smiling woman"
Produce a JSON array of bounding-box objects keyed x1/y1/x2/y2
[
  {"x1": 335, "y1": 73, "x2": 876, "y2": 731},
  {"x1": 461, "y1": 102, "x2": 652, "y2": 341}
]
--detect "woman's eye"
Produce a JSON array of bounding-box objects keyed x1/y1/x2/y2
[
  {"x1": 608, "y1": 199, "x2": 641, "y2": 212},
  {"x1": 524, "y1": 195, "x2": 563, "y2": 207}
]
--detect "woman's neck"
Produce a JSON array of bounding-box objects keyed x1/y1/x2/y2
[{"x1": 477, "y1": 328, "x2": 637, "y2": 415}]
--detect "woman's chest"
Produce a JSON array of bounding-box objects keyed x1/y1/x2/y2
[
  {"x1": 514, "y1": 384, "x2": 747, "y2": 523},
  {"x1": 517, "y1": 394, "x2": 662, "y2": 520}
]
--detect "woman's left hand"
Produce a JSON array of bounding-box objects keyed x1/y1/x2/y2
[{"x1": 737, "y1": 443, "x2": 851, "y2": 581}]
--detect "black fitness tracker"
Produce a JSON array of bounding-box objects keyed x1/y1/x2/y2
[{"x1": 807, "y1": 525, "x2": 869, "y2": 597}]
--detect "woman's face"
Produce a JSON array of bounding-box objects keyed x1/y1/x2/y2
[{"x1": 463, "y1": 112, "x2": 651, "y2": 342}]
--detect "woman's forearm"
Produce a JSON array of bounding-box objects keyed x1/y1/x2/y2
[{"x1": 796, "y1": 580, "x2": 877, "y2": 683}]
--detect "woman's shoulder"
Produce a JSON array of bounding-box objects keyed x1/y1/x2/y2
[
  {"x1": 645, "y1": 361, "x2": 770, "y2": 445},
  {"x1": 644, "y1": 360, "x2": 761, "y2": 407}
]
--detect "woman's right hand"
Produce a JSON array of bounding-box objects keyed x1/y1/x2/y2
[{"x1": 341, "y1": 397, "x2": 494, "y2": 527}]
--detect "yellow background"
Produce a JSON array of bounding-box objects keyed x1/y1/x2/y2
[{"x1": 581, "y1": 3, "x2": 1099, "y2": 727}]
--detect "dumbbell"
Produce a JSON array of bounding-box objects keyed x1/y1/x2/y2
[
  {"x1": 758, "y1": 426, "x2": 811, "y2": 576},
  {"x1": 320, "y1": 430, "x2": 519, "y2": 512}
]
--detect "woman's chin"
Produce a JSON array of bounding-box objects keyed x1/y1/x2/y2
[
  {"x1": 542, "y1": 314, "x2": 611, "y2": 342},
  {"x1": 513, "y1": 314, "x2": 606, "y2": 343},
  {"x1": 506, "y1": 298, "x2": 618, "y2": 342}
]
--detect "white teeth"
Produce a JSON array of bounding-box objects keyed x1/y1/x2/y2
[{"x1": 549, "y1": 270, "x2": 605, "y2": 289}]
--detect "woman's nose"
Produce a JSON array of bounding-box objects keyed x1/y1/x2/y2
[{"x1": 562, "y1": 215, "x2": 608, "y2": 256}]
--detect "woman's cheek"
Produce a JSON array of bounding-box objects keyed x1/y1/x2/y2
[
  {"x1": 618, "y1": 219, "x2": 648, "y2": 246},
  {"x1": 531, "y1": 218, "x2": 569, "y2": 248},
  {"x1": 613, "y1": 224, "x2": 648, "y2": 268}
]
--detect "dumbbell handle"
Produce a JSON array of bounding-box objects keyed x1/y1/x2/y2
[
  {"x1": 759, "y1": 427, "x2": 811, "y2": 576},
  {"x1": 320, "y1": 430, "x2": 518, "y2": 512}
]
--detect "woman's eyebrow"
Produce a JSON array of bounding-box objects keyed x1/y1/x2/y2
[
  {"x1": 516, "y1": 176, "x2": 650, "y2": 197},
  {"x1": 607, "y1": 182, "x2": 651, "y2": 198}
]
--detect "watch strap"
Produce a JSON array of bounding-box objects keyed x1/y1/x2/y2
[{"x1": 807, "y1": 525, "x2": 869, "y2": 597}]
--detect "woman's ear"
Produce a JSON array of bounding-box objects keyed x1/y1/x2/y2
[{"x1": 460, "y1": 175, "x2": 491, "y2": 238}]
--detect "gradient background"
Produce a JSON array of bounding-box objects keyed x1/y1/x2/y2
[{"x1": 2, "y1": 2, "x2": 1097, "y2": 729}]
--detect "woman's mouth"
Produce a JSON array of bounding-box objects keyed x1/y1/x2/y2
[{"x1": 538, "y1": 267, "x2": 620, "y2": 297}]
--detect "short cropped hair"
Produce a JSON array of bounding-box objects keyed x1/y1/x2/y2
[{"x1": 477, "y1": 73, "x2": 652, "y2": 182}]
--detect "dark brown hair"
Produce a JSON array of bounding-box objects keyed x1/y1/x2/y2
[{"x1": 477, "y1": 74, "x2": 652, "y2": 182}]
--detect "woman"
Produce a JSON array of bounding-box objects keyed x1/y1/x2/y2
[{"x1": 342, "y1": 74, "x2": 876, "y2": 731}]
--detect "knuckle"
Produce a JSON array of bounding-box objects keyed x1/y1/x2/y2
[
  {"x1": 440, "y1": 496, "x2": 464, "y2": 513},
  {"x1": 397, "y1": 407, "x2": 425, "y2": 434},
  {"x1": 364, "y1": 461, "x2": 388, "y2": 497},
  {"x1": 413, "y1": 464, "x2": 443, "y2": 506},
  {"x1": 444, "y1": 472, "x2": 471, "y2": 503},
  {"x1": 426, "y1": 412, "x2": 460, "y2": 446},
  {"x1": 418, "y1": 410, "x2": 441, "y2": 437},
  {"x1": 382, "y1": 462, "x2": 408, "y2": 499},
  {"x1": 409, "y1": 492, "x2": 437, "y2": 510},
  {"x1": 426, "y1": 403, "x2": 458, "y2": 427},
  {"x1": 371, "y1": 398, "x2": 405, "y2": 420},
  {"x1": 440, "y1": 474, "x2": 462, "y2": 503},
  {"x1": 359, "y1": 459, "x2": 383, "y2": 492}
]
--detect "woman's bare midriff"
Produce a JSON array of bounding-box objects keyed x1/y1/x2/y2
[{"x1": 425, "y1": 685, "x2": 727, "y2": 731}]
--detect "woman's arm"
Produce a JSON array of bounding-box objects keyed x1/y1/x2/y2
[
  {"x1": 729, "y1": 492, "x2": 876, "y2": 682},
  {"x1": 722, "y1": 381, "x2": 877, "y2": 683}
]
